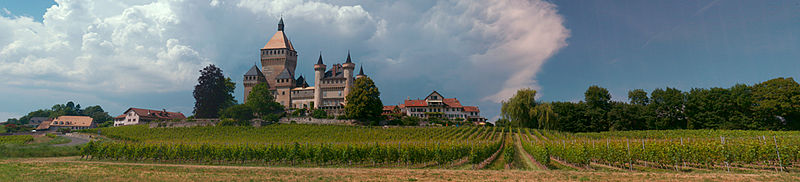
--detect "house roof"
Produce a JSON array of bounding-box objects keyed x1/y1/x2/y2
[
  {"x1": 36, "y1": 120, "x2": 52, "y2": 130},
  {"x1": 51, "y1": 116, "x2": 94, "y2": 127},
  {"x1": 443, "y1": 98, "x2": 463, "y2": 107},
  {"x1": 244, "y1": 65, "x2": 264, "y2": 77},
  {"x1": 404, "y1": 100, "x2": 427, "y2": 107},
  {"x1": 383, "y1": 105, "x2": 397, "y2": 111},
  {"x1": 114, "y1": 114, "x2": 125, "y2": 119},
  {"x1": 125, "y1": 108, "x2": 186, "y2": 120},
  {"x1": 262, "y1": 30, "x2": 294, "y2": 50},
  {"x1": 464, "y1": 106, "x2": 480, "y2": 112}
]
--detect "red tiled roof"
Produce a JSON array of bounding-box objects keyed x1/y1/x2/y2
[
  {"x1": 404, "y1": 100, "x2": 427, "y2": 107},
  {"x1": 114, "y1": 114, "x2": 125, "y2": 119},
  {"x1": 464, "y1": 106, "x2": 480, "y2": 112},
  {"x1": 443, "y1": 98, "x2": 463, "y2": 108},
  {"x1": 126, "y1": 108, "x2": 186, "y2": 120},
  {"x1": 383, "y1": 105, "x2": 397, "y2": 111}
]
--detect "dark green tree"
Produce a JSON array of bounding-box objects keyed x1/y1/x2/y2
[
  {"x1": 344, "y1": 77, "x2": 383, "y2": 124},
  {"x1": 245, "y1": 82, "x2": 283, "y2": 116},
  {"x1": 584, "y1": 85, "x2": 611, "y2": 131},
  {"x1": 751, "y1": 77, "x2": 800, "y2": 130},
  {"x1": 193, "y1": 64, "x2": 235, "y2": 118},
  {"x1": 628, "y1": 89, "x2": 649, "y2": 106},
  {"x1": 649, "y1": 87, "x2": 686, "y2": 129}
]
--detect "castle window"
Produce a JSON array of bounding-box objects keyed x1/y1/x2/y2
[{"x1": 282, "y1": 91, "x2": 285, "y2": 95}]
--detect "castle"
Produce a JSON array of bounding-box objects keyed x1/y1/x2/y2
[{"x1": 243, "y1": 18, "x2": 366, "y2": 114}]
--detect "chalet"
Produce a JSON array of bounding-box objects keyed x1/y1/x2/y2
[{"x1": 113, "y1": 108, "x2": 186, "y2": 126}]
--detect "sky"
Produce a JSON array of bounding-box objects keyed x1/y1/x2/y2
[{"x1": 0, "y1": 0, "x2": 798, "y2": 121}]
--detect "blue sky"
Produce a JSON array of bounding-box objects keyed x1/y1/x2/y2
[{"x1": 0, "y1": 0, "x2": 798, "y2": 121}]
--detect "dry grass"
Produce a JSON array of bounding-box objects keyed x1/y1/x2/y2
[{"x1": 1, "y1": 157, "x2": 798, "y2": 182}]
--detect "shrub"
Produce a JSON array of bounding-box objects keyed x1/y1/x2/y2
[
  {"x1": 311, "y1": 109, "x2": 327, "y2": 119},
  {"x1": 219, "y1": 104, "x2": 255, "y2": 121},
  {"x1": 262, "y1": 113, "x2": 282, "y2": 123},
  {"x1": 57, "y1": 128, "x2": 72, "y2": 133},
  {"x1": 46, "y1": 133, "x2": 57, "y2": 138},
  {"x1": 217, "y1": 119, "x2": 250, "y2": 127}
]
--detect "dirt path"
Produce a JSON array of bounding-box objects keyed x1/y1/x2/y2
[{"x1": 4, "y1": 157, "x2": 799, "y2": 182}]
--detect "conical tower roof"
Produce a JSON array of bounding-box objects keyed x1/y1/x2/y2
[
  {"x1": 244, "y1": 65, "x2": 264, "y2": 77},
  {"x1": 263, "y1": 18, "x2": 294, "y2": 50}
]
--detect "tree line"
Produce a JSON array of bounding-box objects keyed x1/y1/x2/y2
[
  {"x1": 7, "y1": 101, "x2": 113, "y2": 127},
  {"x1": 499, "y1": 77, "x2": 800, "y2": 132}
]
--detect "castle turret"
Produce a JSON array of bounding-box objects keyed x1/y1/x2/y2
[
  {"x1": 313, "y1": 53, "x2": 326, "y2": 109},
  {"x1": 341, "y1": 51, "x2": 356, "y2": 102},
  {"x1": 356, "y1": 65, "x2": 366, "y2": 79},
  {"x1": 243, "y1": 65, "x2": 267, "y2": 103}
]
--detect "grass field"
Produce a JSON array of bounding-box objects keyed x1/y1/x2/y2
[{"x1": 1, "y1": 157, "x2": 798, "y2": 182}]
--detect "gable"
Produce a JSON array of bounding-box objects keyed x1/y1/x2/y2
[{"x1": 425, "y1": 91, "x2": 443, "y2": 101}]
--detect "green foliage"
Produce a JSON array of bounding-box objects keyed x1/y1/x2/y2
[
  {"x1": 344, "y1": 77, "x2": 383, "y2": 124},
  {"x1": 311, "y1": 109, "x2": 328, "y2": 119},
  {"x1": 400, "y1": 116, "x2": 421, "y2": 126},
  {"x1": 751, "y1": 77, "x2": 800, "y2": 130},
  {"x1": 628, "y1": 89, "x2": 650, "y2": 106},
  {"x1": 12, "y1": 102, "x2": 113, "y2": 127},
  {"x1": 246, "y1": 82, "x2": 284, "y2": 117},
  {"x1": 193, "y1": 64, "x2": 236, "y2": 118},
  {"x1": 0, "y1": 125, "x2": 5, "y2": 134},
  {"x1": 501, "y1": 88, "x2": 538, "y2": 128},
  {"x1": 291, "y1": 108, "x2": 307, "y2": 116},
  {"x1": 0, "y1": 135, "x2": 33, "y2": 145},
  {"x1": 219, "y1": 104, "x2": 255, "y2": 122},
  {"x1": 45, "y1": 133, "x2": 57, "y2": 138},
  {"x1": 262, "y1": 113, "x2": 282, "y2": 123}
]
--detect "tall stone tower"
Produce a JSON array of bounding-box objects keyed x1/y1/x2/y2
[
  {"x1": 313, "y1": 54, "x2": 326, "y2": 109},
  {"x1": 260, "y1": 18, "x2": 297, "y2": 90},
  {"x1": 243, "y1": 65, "x2": 266, "y2": 103},
  {"x1": 341, "y1": 51, "x2": 355, "y2": 101}
]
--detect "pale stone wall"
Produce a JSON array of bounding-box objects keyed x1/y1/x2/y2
[{"x1": 278, "y1": 117, "x2": 355, "y2": 125}]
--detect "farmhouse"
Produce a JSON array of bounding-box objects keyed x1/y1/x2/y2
[
  {"x1": 47, "y1": 116, "x2": 96, "y2": 130},
  {"x1": 113, "y1": 108, "x2": 186, "y2": 126},
  {"x1": 385, "y1": 91, "x2": 486, "y2": 122}
]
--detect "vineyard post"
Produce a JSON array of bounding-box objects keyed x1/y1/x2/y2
[
  {"x1": 721, "y1": 136, "x2": 729, "y2": 172},
  {"x1": 627, "y1": 138, "x2": 632, "y2": 171},
  {"x1": 641, "y1": 139, "x2": 647, "y2": 168},
  {"x1": 680, "y1": 137, "x2": 685, "y2": 168},
  {"x1": 773, "y1": 136, "x2": 783, "y2": 172}
]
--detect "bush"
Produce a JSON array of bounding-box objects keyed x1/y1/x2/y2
[
  {"x1": 217, "y1": 118, "x2": 250, "y2": 126},
  {"x1": 291, "y1": 108, "x2": 307, "y2": 116},
  {"x1": 45, "y1": 133, "x2": 57, "y2": 138},
  {"x1": 57, "y1": 128, "x2": 72, "y2": 133},
  {"x1": 262, "y1": 113, "x2": 282, "y2": 123},
  {"x1": 219, "y1": 104, "x2": 255, "y2": 121},
  {"x1": 401, "y1": 116, "x2": 421, "y2": 126},
  {"x1": 311, "y1": 109, "x2": 327, "y2": 119}
]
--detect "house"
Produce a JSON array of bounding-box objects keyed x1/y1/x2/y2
[
  {"x1": 384, "y1": 91, "x2": 487, "y2": 122},
  {"x1": 48, "y1": 116, "x2": 96, "y2": 130},
  {"x1": 113, "y1": 108, "x2": 186, "y2": 126}
]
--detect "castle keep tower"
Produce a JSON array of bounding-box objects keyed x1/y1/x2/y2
[{"x1": 261, "y1": 18, "x2": 297, "y2": 90}]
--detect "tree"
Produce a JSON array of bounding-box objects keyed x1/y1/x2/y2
[
  {"x1": 751, "y1": 77, "x2": 800, "y2": 130},
  {"x1": 649, "y1": 87, "x2": 686, "y2": 129},
  {"x1": 220, "y1": 104, "x2": 255, "y2": 122},
  {"x1": 500, "y1": 88, "x2": 538, "y2": 128},
  {"x1": 344, "y1": 77, "x2": 383, "y2": 124},
  {"x1": 628, "y1": 89, "x2": 649, "y2": 106},
  {"x1": 245, "y1": 82, "x2": 283, "y2": 116},
  {"x1": 82, "y1": 105, "x2": 112, "y2": 127},
  {"x1": 550, "y1": 101, "x2": 588, "y2": 132},
  {"x1": 532, "y1": 103, "x2": 555, "y2": 130},
  {"x1": 584, "y1": 85, "x2": 611, "y2": 131},
  {"x1": 400, "y1": 116, "x2": 421, "y2": 126},
  {"x1": 193, "y1": 64, "x2": 235, "y2": 118}
]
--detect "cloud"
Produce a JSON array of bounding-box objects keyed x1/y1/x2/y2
[{"x1": 0, "y1": 0, "x2": 568, "y2": 119}]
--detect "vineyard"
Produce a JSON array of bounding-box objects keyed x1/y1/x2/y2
[
  {"x1": 0, "y1": 135, "x2": 33, "y2": 145},
  {"x1": 79, "y1": 124, "x2": 800, "y2": 173}
]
